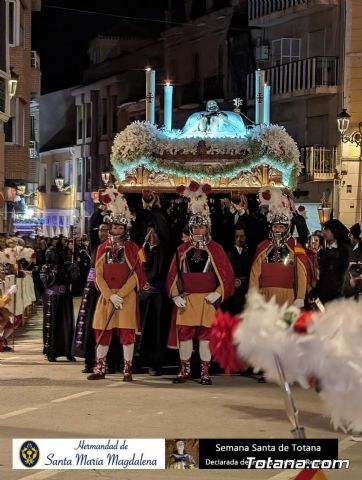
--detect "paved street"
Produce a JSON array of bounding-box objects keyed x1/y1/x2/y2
[{"x1": 1, "y1": 302, "x2": 361, "y2": 480}]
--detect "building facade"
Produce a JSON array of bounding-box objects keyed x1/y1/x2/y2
[
  {"x1": 38, "y1": 24, "x2": 163, "y2": 233},
  {"x1": 246, "y1": 0, "x2": 362, "y2": 226},
  {"x1": 1, "y1": 0, "x2": 41, "y2": 233},
  {"x1": 0, "y1": 0, "x2": 12, "y2": 230},
  {"x1": 38, "y1": 146, "x2": 82, "y2": 237},
  {"x1": 163, "y1": 0, "x2": 253, "y2": 128}
]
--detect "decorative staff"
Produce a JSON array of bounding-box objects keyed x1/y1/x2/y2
[{"x1": 274, "y1": 354, "x2": 306, "y2": 439}]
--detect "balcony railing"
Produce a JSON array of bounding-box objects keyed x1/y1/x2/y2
[
  {"x1": 181, "y1": 81, "x2": 201, "y2": 106},
  {"x1": 300, "y1": 145, "x2": 336, "y2": 179},
  {"x1": 203, "y1": 75, "x2": 224, "y2": 100},
  {"x1": 247, "y1": 56, "x2": 338, "y2": 100},
  {"x1": 248, "y1": 0, "x2": 338, "y2": 24},
  {"x1": 31, "y1": 51, "x2": 40, "y2": 69}
]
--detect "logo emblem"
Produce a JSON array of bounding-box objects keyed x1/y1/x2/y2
[{"x1": 20, "y1": 441, "x2": 40, "y2": 468}]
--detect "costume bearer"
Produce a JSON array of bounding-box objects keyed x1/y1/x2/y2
[
  {"x1": 249, "y1": 187, "x2": 309, "y2": 308},
  {"x1": 88, "y1": 187, "x2": 146, "y2": 381},
  {"x1": 167, "y1": 182, "x2": 235, "y2": 385}
]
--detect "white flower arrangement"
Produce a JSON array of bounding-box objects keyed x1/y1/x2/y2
[
  {"x1": 111, "y1": 121, "x2": 159, "y2": 159},
  {"x1": 248, "y1": 125, "x2": 302, "y2": 174},
  {"x1": 110, "y1": 121, "x2": 302, "y2": 189}
]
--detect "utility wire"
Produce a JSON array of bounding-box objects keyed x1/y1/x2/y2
[{"x1": 42, "y1": 4, "x2": 252, "y2": 32}]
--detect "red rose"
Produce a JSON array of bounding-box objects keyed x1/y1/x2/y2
[
  {"x1": 100, "y1": 194, "x2": 111, "y2": 204},
  {"x1": 293, "y1": 311, "x2": 313, "y2": 335},
  {"x1": 261, "y1": 190, "x2": 271, "y2": 201},
  {"x1": 297, "y1": 205, "x2": 305, "y2": 212},
  {"x1": 176, "y1": 185, "x2": 186, "y2": 195},
  {"x1": 202, "y1": 183, "x2": 212, "y2": 195},
  {"x1": 188, "y1": 181, "x2": 200, "y2": 192}
]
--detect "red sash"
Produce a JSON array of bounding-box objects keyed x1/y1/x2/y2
[
  {"x1": 260, "y1": 263, "x2": 294, "y2": 289},
  {"x1": 103, "y1": 263, "x2": 130, "y2": 289},
  {"x1": 182, "y1": 272, "x2": 218, "y2": 293}
]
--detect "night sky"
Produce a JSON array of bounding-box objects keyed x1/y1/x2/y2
[{"x1": 32, "y1": 1, "x2": 167, "y2": 93}]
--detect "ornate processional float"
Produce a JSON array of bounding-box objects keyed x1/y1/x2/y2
[{"x1": 109, "y1": 71, "x2": 301, "y2": 194}]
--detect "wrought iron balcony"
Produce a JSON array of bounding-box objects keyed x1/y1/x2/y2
[
  {"x1": 299, "y1": 145, "x2": 336, "y2": 180},
  {"x1": 247, "y1": 56, "x2": 338, "y2": 101},
  {"x1": 248, "y1": 0, "x2": 338, "y2": 27}
]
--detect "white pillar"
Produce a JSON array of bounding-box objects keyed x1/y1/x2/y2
[
  {"x1": 163, "y1": 82, "x2": 173, "y2": 131},
  {"x1": 263, "y1": 84, "x2": 271, "y2": 125},
  {"x1": 145, "y1": 68, "x2": 156, "y2": 124}
]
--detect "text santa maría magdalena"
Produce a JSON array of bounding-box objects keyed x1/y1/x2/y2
[{"x1": 45, "y1": 453, "x2": 157, "y2": 467}]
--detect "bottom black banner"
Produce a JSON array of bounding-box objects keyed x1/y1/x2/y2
[{"x1": 198, "y1": 439, "x2": 344, "y2": 469}]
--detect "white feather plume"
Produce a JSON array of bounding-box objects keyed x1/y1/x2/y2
[
  {"x1": 233, "y1": 290, "x2": 312, "y2": 387},
  {"x1": 258, "y1": 186, "x2": 292, "y2": 223},
  {"x1": 181, "y1": 183, "x2": 211, "y2": 221},
  {"x1": 296, "y1": 298, "x2": 362, "y2": 432},
  {"x1": 102, "y1": 186, "x2": 133, "y2": 226},
  {"x1": 233, "y1": 291, "x2": 362, "y2": 433}
]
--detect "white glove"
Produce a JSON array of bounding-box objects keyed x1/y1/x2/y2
[
  {"x1": 173, "y1": 295, "x2": 186, "y2": 309},
  {"x1": 110, "y1": 294, "x2": 123, "y2": 309},
  {"x1": 205, "y1": 292, "x2": 221, "y2": 304},
  {"x1": 293, "y1": 298, "x2": 304, "y2": 309}
]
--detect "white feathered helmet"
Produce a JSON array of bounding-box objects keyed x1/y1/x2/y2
[
  {"x1": 258, "y1": 186, "x2": 293, "y2": 225},
  {"x1": 99, "y1": 186, "x2": 133, "y2": 228},
  {"x1": 176, "y1": 181, "x2": 212, "y2": 227}
]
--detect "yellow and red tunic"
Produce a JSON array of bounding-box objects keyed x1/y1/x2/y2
[
  {"x1": 92, "y1": 240, "x2": 146, "y2": 333},
  {"x1": 166, "y1": 240, "x2": 235, "y2": 347},
  {"x1": 249, "y1": 238, "x2": 309, "y2": 306}
]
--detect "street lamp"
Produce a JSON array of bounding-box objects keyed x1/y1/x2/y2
[
  {"x1": 8, "y1": 68, "x2": 18, "y2": 99},
  {"x1": 317, "y1": 193, "x2": 331, "y2": 226},
  {"x1": 55, "y1": 175, "x2": 71, "y2": 193},
  {"x1": 101, "y1": 167, "x2": 112, "y2": 186},
  {"x1": 337, "y1": 109, "x2": 362, "y2": 148}
]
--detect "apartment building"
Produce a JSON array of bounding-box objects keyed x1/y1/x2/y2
[
  {"x1": 164, "y1": 0, "x2": 253, "y2": 128},
  {"x1": 38, "y1": 23, "x2": 163, "y2": 233},
  {"x1": 37, "y1": 88, "x2": 82, "y2": 236},
  {"x1": 71, "y1": 23, "x2": 163, "y2": 193},
  {"x1": 0, "y1": 0, "x2": 11, "y2": 230},
  {"x1": 246, "y1": 0, "x2": 362, "y2": 225},
  {"x1": 1, "y1": 0, "x2": 41, "y2": 232}
]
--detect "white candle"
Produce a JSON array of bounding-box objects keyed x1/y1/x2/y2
[
  {"x1": 145, "y1": 68, "x2": 156, "y2": 124},
  {"x1": 255, "y1": 69, "x2": 265, "y2": 124},
  {"x1": 164, "y1": 82, "x2": 173, "y2": 131},
  {"x1": 263, "y1": 83, "x2": 271, "y2": 125}
]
